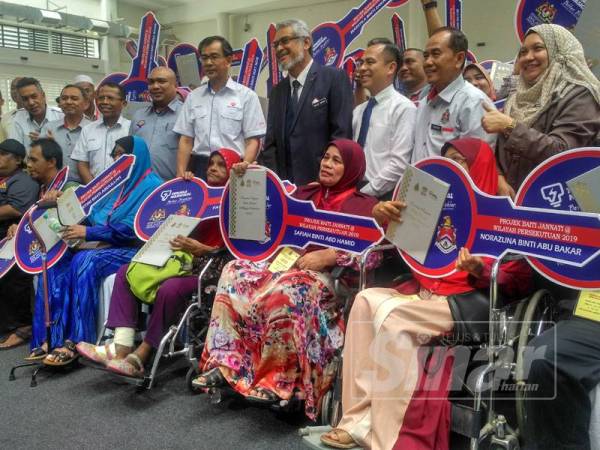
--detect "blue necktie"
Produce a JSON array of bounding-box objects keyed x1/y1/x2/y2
[{"x1": 357, "y1": 97, "x2": 377, "y2": 148}]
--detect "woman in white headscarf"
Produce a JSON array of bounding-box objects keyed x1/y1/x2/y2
[{"x1": 482, "y1": 24, "x2": 600, "y2": 197}]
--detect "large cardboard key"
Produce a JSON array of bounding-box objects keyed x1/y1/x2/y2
[
  {"x1": 237, "y1": 38, "x2": 264, "y2": 91},
  {"x1": 312, "y1": 0, "x2": 393, "y2": 67},
  {"x1": 403, "y1": 152, "x2": 600, "y2": 290},
  {"x1": 220, "y1": 168, "x2": 384, "y2": 262},
  {"x1": 515, "y1": 0, "x2": 587, "y2": 41},
  {"x1": 14, "y1": 156, "x2": 135, "y2": 274}
]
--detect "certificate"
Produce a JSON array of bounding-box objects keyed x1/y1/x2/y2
[
  {"x1": 228, "y1": 168, "x2": 267, "y2": 241},
  {"x1": 567, "y1": 166, "x2": 600, "y2": 214},
  {"x1": 0, "y1": 238, "x2": 14, "y2": 260},
  {"x1": 175, "y1": 53, "x2": 202, "y2": 88},
  {"x1": 32, "y1": 209, "x2": 63, "y2": 250},
  {"x1": 386, "y1": 166, "x2": 450, "y2": 264},
  {"x1": 57, "y1": 187, "x2": 86, "y2": 225},
  {"x1": 132, "y1": 214, "x2": 201, "y2": 267}
]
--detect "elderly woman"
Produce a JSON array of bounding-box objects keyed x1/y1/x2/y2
[
  {"x1": 76, "y1": 148, "x2": 241, "y2": 377},
  {"x1": 321, "y1": 138, "x2": 533, "y2": 450},
  {"x1": 482, "y1": 24, "x2": 600, "y2": 197},
  {"x1": 196, "y1": 139, "x2": 380, "y2": 420},
  {"x1": 37, "y1": 136, "x2": 163, "y2": 366},
  {"x1": 463, "y1": 63, "x2": 496, "y2": 101}
]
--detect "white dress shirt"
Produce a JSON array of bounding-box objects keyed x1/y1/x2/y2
[
  {"x1": 173, "y1": 77, "x2": 266, "y2": 158},
  {"x1": 353, "y1": 84, "x2": 417, "y2": 197},
  {"x1": 288, "y1": 59, "x2": 314, "y2": 100},
  {"x1": 70, "y1": 115, "x2": 131, "y2": 178},
  {"x1": 9, "y1": 106, "x2": 63, "y2": 149},
  {"x1": 411, "y1": 75, "x2": 496, "y2": 164}
]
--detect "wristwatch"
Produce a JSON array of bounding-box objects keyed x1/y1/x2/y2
[{"x1": 423, "y1": 1, "x2": 438, "y2": 9}]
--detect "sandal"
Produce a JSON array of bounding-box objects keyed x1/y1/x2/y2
[
  {"x1": 191, "y1": 367, "x2": 226, "y2": 389},
  {"x1": 320, "y1": 429, "x2": 359, "y2": 449},
  {"x1": 106, "y1": 353, "x2": 145, "y2": 378},
  {"x1": 245, "y1": 387, "x2": 280, "y2": 405},
  {"x1": 76, "y1": 341, "x2": 116, "y2": 366},
  {"x1": 24, "y1": 346, "x2": 48, "y2": 361},
  {"x1": 0, "y1": 327, "x2": 31, "y2": 350},
  {"x1": 43, "y1": 340, "x2": 79, "y2": 367}
]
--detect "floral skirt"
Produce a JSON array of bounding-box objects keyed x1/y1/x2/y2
[{"x1": 201, "y1": 259, "x2": 344, "y2": 419}]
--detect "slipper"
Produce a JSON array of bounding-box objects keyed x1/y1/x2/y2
[
  {"x1": 0, "y1": 328, "x2": 30, "y2": 350},
  {"x1": 76, "y1": 341, "x2": 116, "y2": 366},
  {"x1": 191, "y1": 367, "x2": 226, "y2": 389},
  {"x1": 106, "y1": 353, "x2": 145, "y2": 379},
  {"x1": 320, "y1": 429, "x2": 359, "y2": 449},
  {"x1": 24, "y1": 346, "x2": 48, "y2": 361},
  {"x1": 43, "y1": 341, "x2": 79, "y2": 367},
  {"x1": 245, "y1": 387, "x2": 280, "y2": 405}
]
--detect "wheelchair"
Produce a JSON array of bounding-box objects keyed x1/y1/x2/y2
[
  {"x1": 301, "y1": 249, "x2": 558, "y2": 450},
  {"x1": 90, "y1": 249, "x2": 230, "y2": 390}
]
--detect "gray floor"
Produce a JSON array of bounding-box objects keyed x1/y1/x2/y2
[{"x1": 0, "y1": 345, "x2": 311, "y2": 450}]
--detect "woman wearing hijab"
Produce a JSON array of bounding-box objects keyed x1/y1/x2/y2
[
  {"x1": 482, "y1": 24, "x2": 600, "y2": 197},
  {"x1": 37, "y1": 136, "x2": 163, "y2": 366},
  {"x1": 76, "y1": 148, "x2": 241, "y2": 377},
  {"x1": 321, "y1": 138, "x2": 533, "y2": 450},
  {"x1": 194, "y1": 139, "x2": 381, "y2": 419},
  {"x1": 463, "y1": 63, "x2": 496, "y2": 101}
]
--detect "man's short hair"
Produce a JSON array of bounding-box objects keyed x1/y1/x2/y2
[
  {"x1": 16, "y1": 77, "x2": 43, "y2": 92},
  {"x1": 97, "y1": 82, "x2": 126, "y2": 100},
  {"x1": 198, "y1": 36, "x2": 233, "y2": 57},
  {"x1": 367, "y1": 38, "x2": 402, "y2": 76},
  {"x1": 403, "y1": 48, "x2": 424, "y2": 57},
  {"x1": 431, "y1": 27, "x2": 469, "y2": 54},
  {"x1": 275, "y1": 19, "x2": 313, "y2": 56},
  {"x1": 30, "y1": 138, "x2": 63, "y2": 169},
  {"x1": 61, "y1": 84, "x2": 88, "y2": 99}
]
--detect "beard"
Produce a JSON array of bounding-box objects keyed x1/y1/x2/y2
[{"x1": 278, "y1": 51, "x2": 305, "y2": 72}]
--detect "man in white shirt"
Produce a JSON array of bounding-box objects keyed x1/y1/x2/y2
[
  {"x1": 9, "y1": 77, "x2": 63, "y2": 150},
  {"x1": 353, "y1": 38, "x2": 416, "y2": 199},
  {"x1": 398, "y1": 48, "x2": 429, "y2": 106},
  {"x1": 174, "y1": 36, "x2": 266, "y2": 179},
  {"x1": 71, "y1": 82, "x2": 130, "y2": 183},
  {"x1": 411, "y1": 27, "x2": 495, "y2": 164}
]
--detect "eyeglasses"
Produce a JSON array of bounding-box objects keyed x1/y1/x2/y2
[
  {"x1": 200, "y1": 53, "x2": 225, "y2": 63},
  {"x1": 271, "y1": 36, "x2": 302, "y2": 49}
]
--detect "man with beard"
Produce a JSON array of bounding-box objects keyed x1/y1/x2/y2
[
  {"x1": 10, "y1": 78, "x2": 63, "y2": 149},
  {"x1": 258, "y1": 19, "x2": 353, "y2": 185},
  {"x1": 70, "y1": 82, "x2": 130, "y2": 184},
  {"x1": 130, "y1": 67, "x2": 182, "y2": 180},
  {"x1": 44, "y1": 84, "x2": 91, "y2": 183},
  {"x1": 174, "y1": 36, "x2": 265, "y2": 179}
]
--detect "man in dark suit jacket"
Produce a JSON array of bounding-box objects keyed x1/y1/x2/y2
[{"x1": 258, "y1": 19, "x2": 353, "y2": 186}]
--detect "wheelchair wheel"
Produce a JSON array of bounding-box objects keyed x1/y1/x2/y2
[
  {"x1": 514, "y1": 289, "x2": 555, "y2": 441},
  {"x1": 319, "y1": 390, "x2": 333, "y2": 426},
  {"x1": 186, "y1": 365, "x2": 201, "y2": 394}
]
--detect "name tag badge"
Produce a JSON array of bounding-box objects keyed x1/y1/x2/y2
[
  {"x1": 312, "y1": 97, "x2": 328, "y2": 109},
  {"x1": 431, "y1": 124, "x2": 442, "y2": 133}
]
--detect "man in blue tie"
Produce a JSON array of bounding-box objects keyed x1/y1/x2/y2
[
  {"x1": 259, "y1": 19, "x2": 353, "y2": 185},
  {"x1": 353, "y1": 38, "x2": 416, "y2": 200}
]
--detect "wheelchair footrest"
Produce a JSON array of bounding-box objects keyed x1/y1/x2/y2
[{"x1": 451, "y1": 402, "x2": 484, "y2": 438}]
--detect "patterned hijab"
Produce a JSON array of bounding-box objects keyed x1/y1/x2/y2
[{"x1": 505, "y1": 24, "x2": 600, "y2": 126}]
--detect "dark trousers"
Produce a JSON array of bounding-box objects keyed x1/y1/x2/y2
[
  {"x1": 525, "y1": 317, "x2": 600, "y2": 450},
  {"x1": 190, "y1": 154, "x2": 209, "y2": 180},
  {"x1": 0, "y1": 265, "x2": 33, "y2": 334}
]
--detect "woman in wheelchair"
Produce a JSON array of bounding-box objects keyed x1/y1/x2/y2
[
  {"x1": 77, "y1": 148, "x2": 241, "y2": 378},
  {"x1": 32, "y1": 136, "x2": 163, "y2": 366},
  {"x1": 321, "y1": 138, "x2": 533, "y2": 449},
  {"x1": 194, "y1": 139, "x2": 381, "y2": 420}
]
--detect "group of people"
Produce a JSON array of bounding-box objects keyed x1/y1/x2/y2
[{"x1": 0, "y1": 2, "x2": 600, "y2": 448}]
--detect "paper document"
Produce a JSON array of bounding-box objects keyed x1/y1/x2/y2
[
  {"x1": 0, "y1": 239, "x2": 14, "y2": 260},
  {"x1": 574, "y1": 290, "x2": 600, "y2": 323},
  {"x1": 268, "y1": 247, "x2": 301, "y2": 273},
  {"x1": 567, "y1": 166, "x2": 600, "y2": 214},
  {"x1": 132, "y1": 214, "x2": 201, "y2": 267},
  {"x1": 228, "y1": 169, "x2": 267, "y2": 241},
  {"x1": 386, "y1": 166, "x2": 450, "y2": 264},
  {"x1": 176, "y1": 53, "x2": 203, "y2": 88},
  {"x1": 57, "y1": 187, "x2": 86, "y2": 225},
  {"x1": 32, "y1": 209, "x2": 63, "y2": 251}
]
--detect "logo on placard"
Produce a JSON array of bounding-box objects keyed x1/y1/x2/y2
[
  {"x1": 324, "y1": 47, "x2": 338, "y2": 66},
  {"x1": 28, "y1": 239, "x2": 41, "y2": 258},
  {"x1": 434, "y1": 216, "x2": 457, "y2": 254},
  {"x1": 150, "y1": 208, "x2": 166, "y2": 222},
  {"x1": 160, "y1": 190, "x2": 172, "y2": 202},
  {"x1": 536, "y1": 2, "x2": 557, "y2": 23},
  {"x1": 540, "y1": 183, "x2": 565, "y2": 208},
  {"x1": 176, "y1": 204, "x2": 190, "y2": 216}
]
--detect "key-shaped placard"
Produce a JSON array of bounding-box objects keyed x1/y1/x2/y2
[
  {"x1": 266, "y1": 24, "x2": 283, "y2": 95},
  {"x1": 121, "y1": 12, "x2": 161, "y2": 102},
  {"x1": 14, "y1": 156, "x2": 134, "y2": 274},
  {"x1": 403, "y1": 153, "x2": 600, "y2": 289},
  {"x1": 312, "y1": 0, "x2": 393, "y2": 67},
  {"x1": 515, "y1": 0, "x2": 587, "y2": 41},
  {"x1": 446, "y1": 0, "x2": 463, "y2": 29},
  {"x1": 237, "y1": 38, "x2": 264, "y2": 91},
  {"x1": 220, "y1": 168, "x2": 384, "y2": 261},
  {"x1": 391, "y1": 13, "x2": 406, "y2": 52}
]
